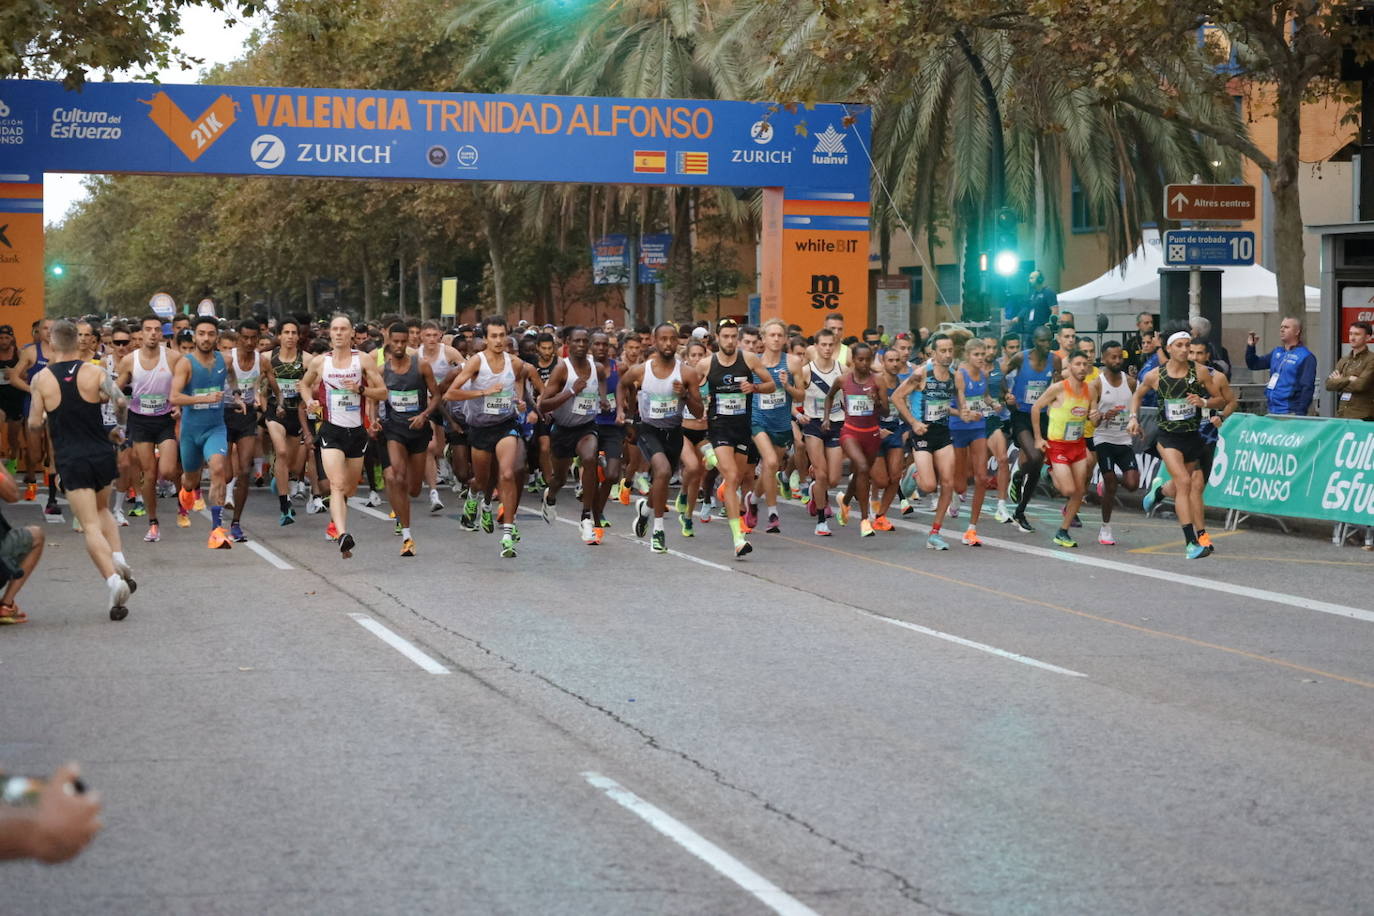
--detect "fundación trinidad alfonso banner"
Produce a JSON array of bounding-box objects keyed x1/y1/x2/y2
[{"x1": 1204, "y1": 413, "x2": 1374, "y2": 526}]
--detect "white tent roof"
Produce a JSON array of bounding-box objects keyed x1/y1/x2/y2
[{"x1": 1057, "y1": 230, "x2": 1319, "y2": 315}]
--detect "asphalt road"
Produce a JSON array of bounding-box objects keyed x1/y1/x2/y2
[{"x1": 2, "y1": 480, "x2": 1372, "y2": 914}]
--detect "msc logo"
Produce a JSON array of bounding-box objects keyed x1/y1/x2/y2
[
  {"x1": 251, "y1": 134, "x2": 286, "y2": 170},
  {"x1": 809, "y1": 274, "x2": 842, "y2": 310},
  {"x1": 811, "y1": 124, "x2": 848, "y2": 166}
]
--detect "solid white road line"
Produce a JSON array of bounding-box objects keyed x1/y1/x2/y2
[
  {"x1": 348, "y1": 613, "x2": 450, "y2": 674},
  {"x1": 582, "y1": 772, "x2": 821, "y2": 916},
  {"x1": 979, "y1": 534, "x2": 1374, "y2": 624},
  {"x1": 346, "y1": 497, "x2": 396, "y2": 522},
  {"x1": 516, "y1": 506, "x2": 737, "y2": 571},
  {"x1": 864, "y1": 610, "x2": 1087, "y2": 677},
  {"x1": 198, "y1": 509, "x2": 293, "y2": 569}
]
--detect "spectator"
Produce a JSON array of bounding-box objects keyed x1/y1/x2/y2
[
  {"x1": 1007, "y1": 270, "x2": 1057, "y2": 346},
  {"x1": 0, "y1": 763, "x2": 102, "y2": 862},
  {"x1": 1246, "y1": 317, "x2": 1317, "y2": 415},
  {"x1": 0, "y1": 462, "x2": 44, "y2": 624},
  {"x1": 1326, "y1": 321, "x2": 1374, "y2": 420},
  {"x1": 1189, "y1": 316, "x2": 1231, "y2": 377},
  {"x1": 1124, "y1": 311, "x2": 1155, "y2": 369}
]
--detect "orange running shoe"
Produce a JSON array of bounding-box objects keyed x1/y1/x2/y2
[
  {"x1": 325, "y1": 521, "x2": 339, "y2": 540},
  {"x1": 961, "y1": 526, "x2": 983, "y2": 547},
  {"x1": 178, "y1": 488, "x2": 195, "y2": 513},
  {"x1": 1198, "y1": 531, "x2": 1214, "y2": 548},
  {"x1": 192, "y1": 490, "x2": 206, "y2": 512},
  {"x1": 872, "y1": 515, "x2": 894, "y2": 532},
  {"x1": 207, "y1": 527, "x2": 233, "y2": 550},
  {"x1": 23, "y1": 483, "x2": 36, "y2": 501},
  {"x1": 617, "y1": 483, "x2": 631, "y2": 505},
  {"x1": 593, "y1": 526, "x2": 604, "y2": 544}
]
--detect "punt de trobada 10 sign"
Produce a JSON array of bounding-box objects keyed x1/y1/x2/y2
[{"x1": 0, "y1": 80, "x2": 870, "y2": 194}]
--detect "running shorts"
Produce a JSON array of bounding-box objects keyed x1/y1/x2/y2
[
  {"x1": 912, "y1": 424, "x2": 952, "y2": 452},
  {"x1": 1156, "y1": 431, "x2": 1207, "y2": 467},
  {"x1": 56, "y1": 450, "x2": 118, "y2": 493},
  {"x1": 225, "y1": 408, "x2": 259, "y2": 444},
  {"x1": 550, "y1": 422, "x2": 597, "y2": 459},
  {"x1": 683, "y1": 426, "x2": 706, "y2": 446},
  {"x1": 751, "y1": 425, "x2": 794, "y2": 450},
  {"x1": 879, "y1": 427, "x2": 906, "y2": 452},
  {"x1": 267, "y1": 404, "x2": 303, "y2": 439},
  {"x1": 951, "y1": 425, "x2": 986, "y2": 448},
  {"x1": 840, "y1": 425, "x2": 881, "y2": 460},
  {"x1": 595, "y1": 423, "x2": 625, "y2": 460},
  {"x1": 127, "y1": 412, "x2": 177, "y2": 445},
  {"x1": 1010, "y1": 409, "x2": 1044, "y2": 443},
  {"x1": 179, "y1": 423, "x2": 228, "y2": 472},
  {"x1": 801, "y1": 417, "x2": 840, "y2": 448},
  {"x1": 635, "y1": 422, "x2": 684, "y2": 467},
  {"x1": 467, "y1": 421, "x2": 522, "y2": 454},
  {"x1": 709, "y1": 420, "x2": 759, "y2": 462},
  {"x1": 0, "y1": 525, "x2": 36, "y2": 575},
  {"x1": 1094, "y1": 442, "x2": 1138, "y2": 476},
  {"x1": 318, "y1": 421, "x2": 369, "y2": 459},
  {"x1": 1045, "y1": 438, "x2": 1089, "y2": 466},
  {"x1": 0, "y1": 387, "x2": 25, "y2": 425},
  {"x1": 383, "y1": 422, "x2": 433, "y2": 455}
]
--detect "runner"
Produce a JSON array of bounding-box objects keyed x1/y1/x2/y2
[
  {"x1": 224, "y1": 319, "x2": 277, "y2": 543},
  {"x1": 419, "y1": 320, "x2": 464, "y2": 508},
  {"x1": 987, "y1": 333, "x2": 1019, "y2": 523},
  {"x1": 821, "y1": 342, "x2": 887, "y2": 538},
  {"x1": 11, "y1": 319, "x2": 56, "y2": 513},
  {"x1": 871, "y1": 347, "x2": 909, "y2": 529},
  {"x1": 116, "y1": 315, "x2": 184, "y2": 541},
  {"x1": 1145, "y1": 338, "x2": 1239, "y2": 523},
  {"x1": 379, "y1": 322, "x2": 443, "y2": 557},
  {"x1": 0, "y1": 325, "x2": 23, "y2": 480},
  {"x1": 749, "y1": 319, "x2": 798, "y2": 535},
  {"x1": 796, "y1": 328, "x2": 845, "y2": 536},
  {"x1": 265, "y1": 319, "x2": 308, "y2": 526},
  {"x1": 590, "y1": 330, "x2": 622, "y2": 538},
  {"x1": 617, "y1": 323, "x2": 704, "y2": 554},
  {"x1": 100, "y1": 325, "x2": 137, "y2": 527},
  {"x1": 443, "y1": 316, "x2": 539, "y2": 559},
  {"x1": 677, "y1": 339, "x2": 712, "y2": 538},
  {"x1": 1088, "y1": 341, "x2": 1139, "y2": 546},
  {"x1": 1128, "y1": 329, "x2": 1228, "y2": 559},
  {"x1": 1030, "y1": 349, "x2": 1097, "y2": 548},
  {"x1": 528, "y1": 332, "x2": 559, "y2": 497},
  {"x1": 537, "y1": 326, "x2": 608, "y2": 544},
  {"x1": 301, "y1": 314, "x2": 388, "y2": 558},
  {"x1": 950, "y1": 338, "x2": 994, "y2": 546},
  {"x1": 26, "y1": 320, "x2": 135, "y2": 620},
  {"x1": 1005, "y1": 326, "x2": 1062, "y2": 533},
  {"x1": 893, "y1": 333, "x2": 959, "y2": 550},
  {"x1": 169, "y1": 317, "x2": 237, "y2": 550}
]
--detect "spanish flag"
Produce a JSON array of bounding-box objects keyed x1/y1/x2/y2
[{"x1": 633, "y1": 150, "x2": 667, "y2": 174}]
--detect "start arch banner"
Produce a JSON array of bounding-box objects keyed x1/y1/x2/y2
[{"x1": 0, "y1": 80, "x2": 870, "y2": 193}]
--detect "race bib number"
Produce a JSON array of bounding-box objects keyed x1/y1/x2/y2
[
  {"x1": 1103, "y1": 410, "x2": 1129, "y2": 431},
  {"x1": 715, "y1": 392, "x2": 747, "y2": 416},
  {"x1": 572, "y1": 391, "x2": 597, "y2": 415},
  {"x1": 389, "y1": 389, "x2": 421, "y2": 413},
  {"x1": 807, "y1": 394, "x2": 827, "y2": 416},
  {"x1": 1062, "y1": 420, "x2": 1084, "y2": 442},
  {"x1": 603, "y1": 392, "x2": 616, "y2": 411},
  {"x1": 1341, "y1": 391, "x2": 1353, "y2": 402},
  {"x1": 1026, "y1": 380, "x2": 1048, "y2": 402},
  {"x1": 924, "y1": 399, "x2": 949, "y2": 422},
  {"x1": 136, "y1": 393, "x2": 167, "y2": 413},
  {"x1": 191, "y1": 386, "x2": 220, "y2": 410},
  {"x1": 1266, "y1": 373, "x2": 1279, "y2": 390},
  {"x1": 328, "y1": 387, "x2": 362, "y2": 416},
  {"x1": 278, "y1": 378, "x2": 300, "y2": 399},
  {"x1": 1163, "y1": 398, "x2": 1197, "y2": 422},
  {"x1": 846, "y1": 393, "x2": 874, "y2": 416},
  {"x1": 758, "y1": 391, "x2": 786, "y2": 411},
  {"x1": 973, "y1": 396, "x2": 997, "y2": 417},
  {"x1": 647, "y1": 393, "x2": 680, "y2": 420},
  {"x1": 482, "y1": 389, "x2": 513, "y2": 415},
  {"x1": 100, "y1": 399, "x2": 118, "y2": 426}
]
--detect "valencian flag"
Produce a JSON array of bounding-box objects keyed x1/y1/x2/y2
[
  {"x1": 676, "y1": 151, "x2": 708, "y2": 175},
  {"x1": 633, "y1": 150, "x2": 667, "y2": 174}
]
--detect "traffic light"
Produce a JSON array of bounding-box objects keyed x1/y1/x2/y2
[
  {"x1": 993, "y1": 251, "x2": 1019, "y2": 276},
  {"x1": 50, "y1": 264, "x2": 64, "y2": 276}
]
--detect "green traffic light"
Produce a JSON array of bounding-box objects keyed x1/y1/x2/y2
[
  {"x1": 993, "y1": 251, "x2": 1019, "y2": 277},
  {"x1": 50, "y1": 264, "x2": 64, "y2": 276}
]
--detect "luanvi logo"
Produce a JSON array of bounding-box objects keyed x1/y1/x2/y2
[
  {"x1": 141, "y1": 91, "x2": 239, "y2": 162},
  {"x1": 809, "y1": 274, "x2": 841, "y2": 310},
  {"x1": 0, "y1": 225, "x2": 10, "y2": 249}
]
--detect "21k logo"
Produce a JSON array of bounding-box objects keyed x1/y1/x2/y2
[{"x1": 140, "y1": 91, "x2": 239, "y2": 162}]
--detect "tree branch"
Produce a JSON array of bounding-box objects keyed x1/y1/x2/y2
[{"x1": 1114, "y1": 91, "x2": 1276, "y2": 172}]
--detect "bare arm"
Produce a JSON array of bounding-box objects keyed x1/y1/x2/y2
[
  {"x1": 745, "y1": 354, "x2": 776, "y2": 394},
  {"x1": 680, "y1": 365, "x2": 704, "y2": 419}
]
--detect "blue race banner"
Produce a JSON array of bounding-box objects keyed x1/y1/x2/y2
[
  {"x1": 638, "y1": 233, "x2": 671, "y2": 284},
  {"x1": 0, "y1": 80, "x2": 870, "y2": 195},
  {"x1": 592, "y1": 235, "x2": 629, "y2": 285}
]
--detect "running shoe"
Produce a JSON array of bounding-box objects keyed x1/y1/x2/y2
[
  {"x1": 788, "y1": 470, "x2": 802, "y2": 495},
  {"x1": 113, "y1": 508, "x2": 129, "y2": 527},
  {"x1": 224, "y1": 489, "x2": 235, "y2": 510},
  {"x1": 697, "y1": 499, "x2": 713, "y2": 523},
  {"x1": 279, "y1": 508, "x2": 296, "y2": 527},
  {"x1": 900, "y1": 498, "x2": 913, "y2": 516},
  {"x1": 1185, "y1": 541, "x2": 1209, "y2": 560},
  {"x1": 743, "y1": 492, "x2": 759, "y2": 530},
  {"x1": 1142, "y1": 477, "x2": 1163, "y2": 514},
  {"x1": 1098, "y1": 524, "x2": 1115, "y2": 546},
  {"x1": 472, "y1": 505, "x2": 491, "y2": 532},
  {"x1": 993, "y1": 502, "x2": 1012, "y2": 524},
  {"x1": 1012, "y1": 513, "x2": 1034, "y2": 533},
  {"x1": 860, "y1": 518, "x2": 875, "y2": 538},
  {"x1": 339, "y1": 532, "x2": 356, "y2": 559},
  {"x1": 948, "y1": 491, "x2": 962, "y2": 518},
  {"x1": 113, "y1": 557, "x2": 137, "y2": 595},
  {"x1": 961, "y1": 526, "x2": 982, "y2": 546},
  {"x1": 500, "y1": 533, "x2": 517, "y2": 558},
  {"x1": 592, "y1": 525, "x2": 604, "y2": 544},
  {"x1": 872, "y1": 515, "x2": 893, "y2": 532},
  {"x1": 306, "y1": 496, "x2": 327, "y2": 514},
  {"x1": 144, "y1": 523, "x2": 161, "y2": 543},
  {"x1": 650, "y1": 530, "x2": 667, "y2": 553},
  {"x1": 128, "y1": 500, "x2": 147, "y2": 518},
  {"x1": 926, "y1": 532, "x2": 950, "y2": 550},
  {"x1": 680, "y1": 514, "x2": 694, "y2": 537},
  {"x1": 778, "y1": 472, "x2": 792, "y2": 500},
  {"x1": 179, "y1": 488, "x2": 196, "y2": 513},
  {"x1": 574, "y1": 478, "x2": 583, "y2": 501},
  {"x1": 1069, "y1": 513, "x2": 1082, "y2": 529},
  {"x1": 581, "y1": 518, "x2": 598, "y2": 544},
  {"x1": 633, "y1": 497, "x2": 650, "y2": 538},
  {"x1": 193, "y1": 492, "x2": 206, "y2": 512},
  {"x1": 365, "y1": 490, "x2": 382, "y2": 508},
  {"x1": 1052, "y1": 531, "x2": 1078, "y2": 548},
  {"x1": 837, "y1": 497, "x2": 850, "y2": 527},
  {"x1": 1197, "y1": 531, "x2": 1214, "y2": 549},
  {"x1": 429, "y1": 490, "x2": 444, "y2": 514},
  {"x1": 598, "y1": 516, "x2": 612, "y2": 529},
  {"x1": 23, "y1": 483, "x2": 36, "y2": 501},
  {"x1": 207, "y1": 527, "x2": 233, "y2": 550},
  {"x1": 765, "y1": 511, "x2": 781, "y2": 534},
  {"x1": 325, "y1": 521, "x2": 339, "y2": 541},
  {"x1": 899, "y1": 465, "x2": 918, "y2": 499},
  {"x1": 460, "y1": 497, "x2": 479, "y2": 530},
  {"x1": 734, "y1": 537, "x2": 753, "y2": 559},
  {"x1": 401, "y1": 537, "x2": 416, "y2": 557},
  {"x1": 675, "y1": 491, "x2": 689, "y2": 515},
  {"x1": 156, "y1": 480, "x2": 175, "y2": 499},
  {"x1": 815, "y1": 519, "x2": 831, "y2": 536},
  {"x1": 394, "y1": 520, "x2": 402, "y2": 536},
  {"x1": 229, "y1": 522, "x2": 247, "y2": 543},
  {"x1": 510, "y1": 524, "x2": 522, "y2": 543},
  {"x1": 610, "y1": 482, "x2": 622, "y2": 503},
  {"x1": 716, "y1": 503, "x2": 728, "y2": 519},
  {"x1": 107, "y1": 576, "x2": 131, "y2": 622},
  {"x1": 633, "y1": 472, "x2": 650, "y2": 495},
  {"x1": 176, "y1": 509, "x2": 191, "y2": 528},
  {"x1": 618, "y1": 483, "x2": 632, "y2": 505},
  {"x1": 541, "y1": 487, "x2": 556, "y2": 525}
]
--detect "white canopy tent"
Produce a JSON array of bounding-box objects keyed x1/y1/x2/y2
[{"x1": 1057, "y1": 230, "x2": 1320, "y2": 316}]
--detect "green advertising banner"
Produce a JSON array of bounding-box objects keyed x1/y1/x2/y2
[{"x1": 1205, "y1": 413, "x2": 1374, "y2": 525}]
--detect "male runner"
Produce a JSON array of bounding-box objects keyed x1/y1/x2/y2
[
  {"x1": 225, "y1": 319, "x2": 277, "y2": 542},
  {"x1": 590, "y1": 330, "x2": 623, "y2": 537},
  {"x1": 0, "y1": 325, "x2": 23, "y2": 477},
  {"x1": 27, "y1": 320, "x2": 135, "y2": 619},
  {"x1": 1089, "y1": 341, "x2": 1139, "y2": 545},
  {"x1": 11, "y1": 318, "x2": 54, "y2": 510},
  {"x1": 444, "y1": 316, "x2": 539, "y2": 558},
  {"x1": 529, "y1": 332, "x2": 559, "y2": 494},
  {"x1": 419, "y1": 320, "x2": 464, "y2": 505},
  {"x1": 695, "y1": 319, "x2": 774, "y2": 558},
  {"x1": 116, "y1": 315, "x2": 183, "y2": 541},
  {"x1": 380, "y1": 322, "x2": 443, "y2": 557},
  {"x1": 1004, "y1": 326, "x2": 1061, "y2": 532},
  {"x1": 170, "y1": 316, "x2": 237, "y2": 550},
  {"x1": 750, "y1": 318, "x2": 798, "y2": 534},
  {"x1": 617, "y1": 323, "x2": 704, "y2": 554},
  {"x1": 794, "y1": 327, "x2": 845, "y2": 535},
  {"x1": 871, "y1": 347, "x2": 909, "y2": 528},
  {"x1": 538, "y1": 326, "x2": 608, "y2": 544},
  {"x1": 1128, "y1": 328, "x2": 1228, "y2": 559},
  {"x1": 893, "y1": 333, "x2": 959, "y2": 550},
  {"x1": 1030, "y1": 349, "x2": 1097, "y2": 548}
]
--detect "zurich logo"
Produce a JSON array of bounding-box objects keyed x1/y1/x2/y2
[
  {"x1": 0, "y1": 100, "x2": 9, "y2": 118},
  {"x1": 251, "y1": 134, "x2": 286, "y2": 170},
  {"x1": 749, "y1": 121, "x2": 773, "y2": 145}
]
